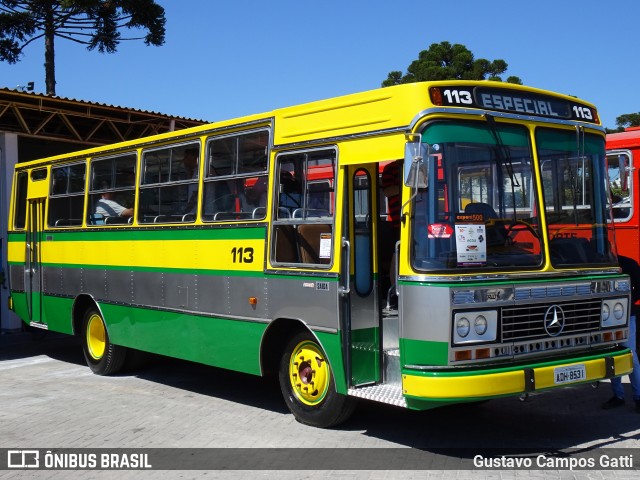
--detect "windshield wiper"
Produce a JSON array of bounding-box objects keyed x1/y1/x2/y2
[{"x1": 485, "y1": 114, "x2": 519, "y2": 220}]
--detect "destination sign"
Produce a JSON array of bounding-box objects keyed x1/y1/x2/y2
[{"x1": 430, "y1": 86, "x2": 599, "y2": 124}]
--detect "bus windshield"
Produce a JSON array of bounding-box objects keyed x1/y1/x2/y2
[
  {"x1": 411, "y1": 120, "x2": 617, "y2": 272},
  {"x1": 411, "y1": 120, "x2": 542, "y2": 271},
  {"x1": 537, "y1": 128, "x2": 617, "y2": 268}
]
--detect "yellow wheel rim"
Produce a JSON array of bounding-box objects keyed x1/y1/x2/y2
[
  {"x1": 86, "y1": 313, "x2": 106, "y2": 360},
  {"x1": 288, "y1": 340, "x2": 330, "y2": 406}
]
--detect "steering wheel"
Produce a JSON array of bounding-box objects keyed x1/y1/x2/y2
[{"x1": 506, "y1": 219, "x2": 540, "y2": 239}]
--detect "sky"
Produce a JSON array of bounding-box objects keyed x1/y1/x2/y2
[{"x1": 0, "y1": 0, "x2": 638, "y2": 130}]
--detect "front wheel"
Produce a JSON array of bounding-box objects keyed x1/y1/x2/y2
[
  {"x1": 81, "y1": 308, "x2": 126, "y2": 375},
  {"x1": 278, "y1": 331, "x2": 356, "y2": 428}
]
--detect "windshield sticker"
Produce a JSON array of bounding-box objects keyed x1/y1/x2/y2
[
  {"x1": 455, "y1": 223, "x2": 486, "y2": 265},
  {"x1": 428, "y1": 223, "x2": 453, "y2": 239}
]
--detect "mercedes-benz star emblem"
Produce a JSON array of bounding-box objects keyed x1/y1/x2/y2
[{"x1": 543, "y1": 305, "x2": 566, "y2": 337}]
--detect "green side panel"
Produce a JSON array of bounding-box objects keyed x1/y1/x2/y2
[
  {"x1": 350, "y1": 327, "x2": 379, "y2": 385},
  {"x1": 400, "y1": 337, "x2": 449, "y2": 367},
  {"x1": 43, "y1": 296, "x2": 74, "y2": 334},
  {"x1": 30, "y1": 225, "x2": 267, "y2": 242},
  {"x1": 100, "y1": 303, "x2": 266, "y2": 375},
  {"x1": 315, "y1": 331, "x2": 347, "y2": 395}
]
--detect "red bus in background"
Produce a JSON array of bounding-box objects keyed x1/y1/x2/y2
[{"x1": 606, "y1": 127, "x2": 640, "y2": 262}]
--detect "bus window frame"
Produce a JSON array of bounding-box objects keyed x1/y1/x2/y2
[
  {"x1": 12, "y1": 171, "x2": 29, "y2": 230},
  {"x1": 606, "y1": 150, "x2": 633, "y2": 223},
  {"x1": 353, "y1": 168, "x2": 373, "y2": 296},
  {"x1": 271, "y1": 147, "x2": 337, "y2": 268},
  {"x1": 88, "y1": 152, "x2": 138, "y2": 226},
  {"x1": 202, "y1": 128, "x2": 270, "y2": 223},
  {"x1": 139, "y1": 140, "x2": 201, "y2": 224},
  {"x1": 48, "y1": 161, "x2": 87, "y2": 229}
]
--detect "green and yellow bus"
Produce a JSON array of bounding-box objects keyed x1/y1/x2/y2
[{"x1": 6, "y1": 81, "x2": 634, "y2": 427}]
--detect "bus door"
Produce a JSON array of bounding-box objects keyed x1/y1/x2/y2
[
  {"x1": 342, "y1": 164, "x2": 382, "y2": 386},
  {"x1": 25, "y1": 197, "x2": 45, "y2": 326}
]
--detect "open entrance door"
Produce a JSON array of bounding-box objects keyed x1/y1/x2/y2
[
  {"x1": 25, "y1": 198, "x2": 45, "y2": 327},
  {"x1": 341, "y1": 161, "x2": 403, "y2": 390}
]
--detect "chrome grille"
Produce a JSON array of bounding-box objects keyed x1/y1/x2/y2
[{"x1": 501, "y1": 299, "x2": 601, "y2": 342}]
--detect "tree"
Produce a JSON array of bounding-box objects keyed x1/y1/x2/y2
[
  {"x1": 0, "y1": 0, "x2": 166, "y2": 95},
  {"x1": 382, "y1": 41, "x2": 522, "y2": 87},
  {"x1": 616, "y1": 113, "x2": 640, "y2": 129}
]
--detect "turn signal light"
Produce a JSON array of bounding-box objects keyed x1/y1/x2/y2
[
  {"x1": 475, "y1": 348, "x2": 491, "y2": 359},
  {"x1": 454, "y1": 350, "x2": 472, "y2": 361}
]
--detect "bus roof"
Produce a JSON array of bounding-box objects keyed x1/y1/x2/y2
[
  {"x1": 606, "y1": 127, "x2": 640, "y2": 150},
  {"x1": 16, "y1": 81, "x2": 601, "y2": 169}
]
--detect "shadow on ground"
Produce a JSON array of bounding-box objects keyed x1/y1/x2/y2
[{"x1": 3, "y1": 334, "x2": 638, "y2": 457}]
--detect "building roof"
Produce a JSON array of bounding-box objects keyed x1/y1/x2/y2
[{"x1": 0, "y1": 87, "x2": 208, "y2": 147}]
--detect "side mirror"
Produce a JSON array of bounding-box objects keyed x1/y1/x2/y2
[{"x1": 404, "y1": 141, "x2": 428, "y2": 189}]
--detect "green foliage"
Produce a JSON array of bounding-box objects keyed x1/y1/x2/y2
[
  {"x1": 0, "y1": 0, "x2": 166, "y2": 95},
  {"x1": 382, "y1": 41, "x2": 522, "y2": 87},
  {"x1": 616, "y1": 113, "x2": 640, "y2": 129}
]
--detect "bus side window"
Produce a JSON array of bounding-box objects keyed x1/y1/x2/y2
[
  {"x1": 13, "y1": 171, "x2": 28, "y2": 229},
  {"x1": 607, "y1": 153, "x2": 632, "y2": 222},
  {"x1": 48, "y1": 163, "x2": 86, "y2": 228},
  {"x1": 272, "y1": 149, "x2": 336, "y2": 267},
  {"x1": 88, "y1": 153, "x2": 136, "y2": 225},
  {"x1": 203, "y1": 129, "x2": 269, "y2": 222},
  {"x1": 139, "y1": 143, "x2": 200, "y2": 223}
]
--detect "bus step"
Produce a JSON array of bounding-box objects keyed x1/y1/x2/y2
[
  {"x1": 348, "y1": 383, "x2": 406, "y2": 408},
  {"x1": 383, "y1": 348, "x2": 401, "y2": 386}
]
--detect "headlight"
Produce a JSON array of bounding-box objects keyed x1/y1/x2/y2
[
  {"x1": 474, "y1": 315, "x2": 488, "y2": 335},
  {"x1": 601, "y1": 298, "x2": 628, "y2": 328},
  {"x1": 613, "y1": 303, "x2": 624, "y2": 320},
  {"x1": 453, "y1": 310, "x2": 497, "y2": 345},
  {"x1": 456, "y1": 317, "x2": 470, "y2": 338}
]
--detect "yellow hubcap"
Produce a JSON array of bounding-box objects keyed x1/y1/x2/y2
[
  {"x1": 288, "y1": 340, "x2": 330, "y2": 405},
  {"x1": 86, "y1": 314, "x2": 106, "y2": 360}
]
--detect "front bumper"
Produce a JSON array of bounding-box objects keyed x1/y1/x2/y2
[{"x1": 402, "y1": 351, "x2": 633, "y2": 400}]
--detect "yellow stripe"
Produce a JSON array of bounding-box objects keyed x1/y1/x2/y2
[
  {"x1": 7, "y1": 242, "x2": 25, "y2": 263},
  {"x1": 41, "y1": 239, "x2": 265, "y2": 271},
  {"x1": 402, "y1": 353, "x2": 633, "y2": 399}
]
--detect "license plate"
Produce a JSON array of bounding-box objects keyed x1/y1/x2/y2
[{"x1": 554, "y1": 364, "x2": 586, "y2": 385}]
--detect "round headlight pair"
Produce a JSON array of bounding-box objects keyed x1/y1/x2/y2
[
  {"x1": 602, "y1": 302, "x2": 625, "y2": 322},
  {"x1": 456, "y1": 315, "x2": 488, "y2": 338}
]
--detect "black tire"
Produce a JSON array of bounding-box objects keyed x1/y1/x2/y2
[
  {"x1": 278, "y1": 331, "x2": 356, "y2": 428},
  {"x1": 81, "y1": 308, "x2": 126, "y2": 375}
]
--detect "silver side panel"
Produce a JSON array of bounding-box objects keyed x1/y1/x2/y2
[
  {"x1": 9, "y1": 264, "x2": 24, "y2": 291},
  {"x1": 265, "y1": 276, "x2": 339, "y2": 329},
  {"x1": 399, "y1": 283, "x2": 452, "y2": 342},
  {"x1": 39, "y1": 265, "x2": 341, "y2": 330}
]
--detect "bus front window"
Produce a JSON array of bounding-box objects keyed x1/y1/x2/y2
[
  {"x1": 537, "y1": 128, "x2": 617, "y2": 267},
  {"x1": 411, "y1": 120, "x2": 543, "y2": 271}
]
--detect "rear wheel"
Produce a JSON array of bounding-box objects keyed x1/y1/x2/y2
[
  {"x1": 81, "y1": 308, "x2": 126, "y2": 375},
  {"x1": 278, "y1": 331, "x2": 356, "y2": 428}
]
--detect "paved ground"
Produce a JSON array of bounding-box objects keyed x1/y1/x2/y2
[{"x1": 0, "y1": 330, "x2": 638, "y2": 479}]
